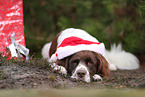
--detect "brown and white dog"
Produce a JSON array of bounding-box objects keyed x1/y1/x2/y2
[{"x1": 42, "y1": 28, "x2": 140, "y2": 82}]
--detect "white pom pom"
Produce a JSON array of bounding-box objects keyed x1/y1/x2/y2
[{"x1": 49, "y1": 53, "x2": 57, "y2": 63}]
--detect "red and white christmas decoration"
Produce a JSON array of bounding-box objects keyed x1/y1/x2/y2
[{"x1": 0, "y1": 0, "x2": 29, "y2": 60}]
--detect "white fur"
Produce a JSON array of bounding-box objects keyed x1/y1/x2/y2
[
  {"x1": 108, "y1": 63, "x2": 117, "y2": 71},
  {"x1": 71, "y1": 62, "x2": 91, "y2": 83},
  {"x1": 93, "y1": 74, "x2": 102, "y2": 81},
  {"x1": 42, "y1": 42, "x2": 51, "y2": 61},
  {"x1": 105, "y1": 44, "x2": 140, "y2": 70},
  {"x1": 48, "y1": 62, "x2": 67, "y2": 76},
  {"x1": 53, "y1": 65, "x2": 67, "y2": 76}
]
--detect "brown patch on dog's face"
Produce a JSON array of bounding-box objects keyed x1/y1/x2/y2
[{"x1": 68, "y1": 51, "x2": 98, "y2": 76}]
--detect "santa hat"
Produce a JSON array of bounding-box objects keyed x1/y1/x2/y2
[{"x1": 49, "y1": 34, "x2": 105, "y2": 63}]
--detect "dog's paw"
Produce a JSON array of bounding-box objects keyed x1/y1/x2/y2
[
  {"x1": 53, "y1": 66, "x2": 67, "y2": 76},
  {"x1": 92, "y1": 74, "x2": 102, "y2": 81}
]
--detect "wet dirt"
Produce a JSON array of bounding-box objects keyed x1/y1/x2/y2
[{"x1": 0, "y1": 57, "x2": 145, "y2": 90}]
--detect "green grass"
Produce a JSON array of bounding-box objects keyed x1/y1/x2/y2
[{"x1": 0, "y1": 88, "x2": 145, "y2": 97}]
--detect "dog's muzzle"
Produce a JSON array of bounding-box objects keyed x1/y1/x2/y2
[
  {"x1": 77, "y1": 70, "x2": 87, "y2": 78},
  {"x1": 71, "y1": 62, "x2": 91, "y2": 83}
]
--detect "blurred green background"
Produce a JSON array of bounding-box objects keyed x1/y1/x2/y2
[{"x1": 23, "y1": 0, "x2": 145, "y2": 58}]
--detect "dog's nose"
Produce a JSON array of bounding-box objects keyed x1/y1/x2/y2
[{"x1": 77, "y1": 71, "x2": 86, "y2": 78}]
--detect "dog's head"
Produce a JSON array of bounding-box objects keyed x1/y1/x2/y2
[{"x1": 56, "y1": 51, "x2": 110, "y2": 82}]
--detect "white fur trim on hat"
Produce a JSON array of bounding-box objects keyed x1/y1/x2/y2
[{"x1": 57, "y1": 43, "x2": 105, "y2": 60}]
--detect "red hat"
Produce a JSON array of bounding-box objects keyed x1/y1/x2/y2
[{"x1": 49, "y1": 28, "x2": 105, "y2": 62}]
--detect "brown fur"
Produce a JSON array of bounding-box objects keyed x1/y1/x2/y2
[
  {"x1": 49, "y1": 32, "x2": 61, "y2": 57},
  {"x1": 56, "y1": 51, "x2": 110, "y2": 78},
  {"x1": 94, "y1": 52, "x2": 110, "y2": 78}
]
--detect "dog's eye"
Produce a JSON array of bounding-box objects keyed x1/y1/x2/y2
[
  {"x1": 73, "y1": 62, "x2": 77, "y2": 66},
  {"x1": 87, "y1": 61, "x2": 93, "y2": 66},
  {"x1": 86, "y1": 60, "x2": 93, "y2": 66},
  {"x1": 72, "y1": 60, "x2": 79, "y2": 67}
]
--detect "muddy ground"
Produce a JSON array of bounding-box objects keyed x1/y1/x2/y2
[{"x1": 0, "y1": 56, "x2": 145, "y2": 90}]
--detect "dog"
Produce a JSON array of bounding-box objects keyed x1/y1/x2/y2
[{"x1": 42, "y1": 28, "x2": 140, "y2": 83}]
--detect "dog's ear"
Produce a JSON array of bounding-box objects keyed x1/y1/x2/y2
[
  {"x1": 49, "y1": 32, "x2": 61, "y2": 57},
  {"x1": 56, "y1": 57, "x2": 70, "y2": 70},
  {"x1": 95, "y1": 53, "x2": 110, "y2": 78}
]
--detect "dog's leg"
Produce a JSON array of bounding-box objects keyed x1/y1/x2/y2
[
  {"x1": 50, "y1": 63, "x2": 67, "y2": 76},
  {"x1": 54, "y1": 65, "x2": 67, "y2": 76},
  {"x1": 93, "y1": 74, "x2": 102, "y2": 81}
]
